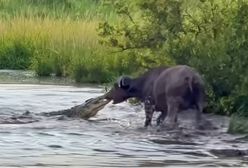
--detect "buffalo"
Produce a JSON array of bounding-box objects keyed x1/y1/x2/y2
[{"x1": 104, "y1": 65, "x2": 206, "y2": 129}]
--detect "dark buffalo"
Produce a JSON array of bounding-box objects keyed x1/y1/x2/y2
[{"x1": 104, "y1": 65, "x2": 206, "y2": 128}]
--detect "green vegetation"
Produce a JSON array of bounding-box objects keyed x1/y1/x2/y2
[
  {"x1": 1, "y1": 0, "x2": 248, "y2": 132},
  {"x1": 0, "y1": 0, "x2": 137, "y2": 83},
  {"x1": 0, "y1": 0, "x2": 115, "y2": 20}
]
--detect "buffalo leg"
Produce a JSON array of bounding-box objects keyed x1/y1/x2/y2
[
  {"x1": 156, "y1": 111, "x2": 167, "y2": 126},
  {"x1": 145, "y1": 110, "x2": 154, "y2": 127},
  {"x1": 144, "y1": 97, "x2": 154, "y2": 127},
  {"x1": 195, "y1": 99, "x2": 204, "y2": 129},
  {"x1": 162, "y1": 98, "x2": 179, "y2": 129},
  {"x1": 194, "y1": 89, "x2": 204, "y2": 128},
  {"x1": 196, "y1": 102, "x2": 203, "y2": 122}
]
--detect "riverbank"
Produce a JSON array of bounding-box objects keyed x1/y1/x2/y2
[{"x1": 0, "y1": 69, "x2": 105, "y2": 88}]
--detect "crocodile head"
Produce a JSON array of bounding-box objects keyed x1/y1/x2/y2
[{"x1": 77, "y1": 94, "x2": 111, "y2": 119}]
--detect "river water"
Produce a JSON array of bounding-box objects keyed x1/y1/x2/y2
[{"x1": 0, "y1": 70, "x2": 248, "y2": 167}]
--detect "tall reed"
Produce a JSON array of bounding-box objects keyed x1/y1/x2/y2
[{"x1": 0, "y1": 0, "x2": 137, "y2": 83}]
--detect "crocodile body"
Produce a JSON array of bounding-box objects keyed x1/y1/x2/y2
[{"x1": 40, "y1": 95, "x2": 110, "y2": 119}]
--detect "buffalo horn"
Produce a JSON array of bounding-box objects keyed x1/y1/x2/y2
[{"x1": 118, "y1": 76, "x2": 131, "y2": 88}]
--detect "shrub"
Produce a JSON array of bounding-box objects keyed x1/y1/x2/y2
[
  {"x1": 31, "y1": 50, "x2": 53, "y2": 76},
  {"x1": 0, "y1": 40, "x2": 33, "y2": 69}
]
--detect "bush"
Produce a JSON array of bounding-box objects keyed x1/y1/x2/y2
[
  {"x1": 0, "y1": 40, "x2": 33, "y2": 69},
  {"x1": 31, "y1": 50, "x2": 53, "y2": 76},
  {"x1": 70, "y1": 49, "x2": 139, "y2": 83}
]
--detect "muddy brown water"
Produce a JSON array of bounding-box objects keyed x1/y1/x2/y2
[{"x1": 0, "y1": 71, "x2": 248, "y2": 167}]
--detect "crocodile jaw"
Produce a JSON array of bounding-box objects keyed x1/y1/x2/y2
[{"x1": 78, "y1": 97, "x2": 111, "y2": 119}]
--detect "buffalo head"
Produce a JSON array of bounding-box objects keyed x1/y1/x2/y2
[{"x1": 104, "y1": 76, "x2": 138, "y2": 104}]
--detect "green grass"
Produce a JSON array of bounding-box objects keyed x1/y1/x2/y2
[
  {"x1": 0, "y1": 0, "x2": 137, "y2": 83},
  {"x1": 0, "y1": 16, "x2": 137, "y2": 83},
  {"x1": 0, "y1": 0, "x2": 116, "y2": 20}
]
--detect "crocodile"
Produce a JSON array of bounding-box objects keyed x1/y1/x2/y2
[
  {"x1": 40, "y1": 94, "x2": 111, "y2": 119},
  {"x1": 0, "y1": 94, "x2": 111, "y2": 124}
]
